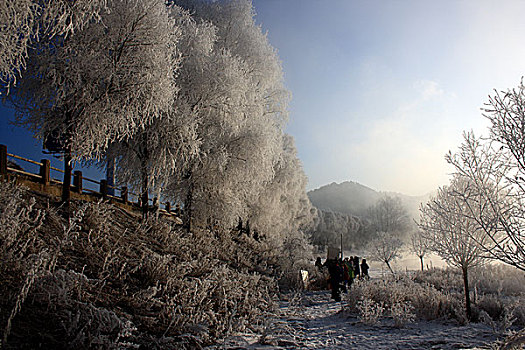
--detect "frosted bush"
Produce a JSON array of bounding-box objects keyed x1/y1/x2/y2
[
  {"x1": 413, "y1": 268, "x2": 463, "y2": 293},
  {"x1": 357, "y1": 298, "x2": 384, "y2": 325},
  {"x1": 417, "y1": 265, "x2": 525, "y2": 298},
  {"x1": 476, "y1": 295, "x2": 504, "y2": 321},
  {"x1": 343, "y1": 266, "x2": 524, "y2": 330},
  {"x1": 80, "y1": 200, "x2": 115, "y2": 236},
  {"x1": 307, "y1": 267, "x2": 329, "y2": 291},
  {"x1": 30, "y1": 269, "x2": 134, "y2": 348},
  {"x1": 479, "y1": 307, "x2": 516, "y2": 334},
  {"x1": 1, "y1": 186, "x2": 281, "y2": 348},
  {"x1": 391, "y1": 300, "x2": 416, "y2": 328},
  {"x1": 0, "y1": 181, "x2": 47, "y2": 344},
  {"x1": 0, "y1": 181, "x2": 45, "y2": 261},
  {"x1": 472, "y1": 264, "x2": 525, "y2": 297},
  {"x1": 277, "y1": 233, "x2": 314, "y2": 290},
  {"x1": 498, "y1": 328, "x2": 525, "y2": 350},
  {"x1": 479, "y1": 310, "x2": 496, "y2": 331},
  {"x1": 512, "y1": 299, "x2": 525, "y2": 327},
  {"x1": 497, "y1": 304, "x2": 517, "y2": 334},
  {"x1": 343, "y1": 274, "x2": 467, "y2": 323}
]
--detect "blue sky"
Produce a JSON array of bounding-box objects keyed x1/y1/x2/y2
[
  {"x1": 253, "y1": 0, "x2": 525, "y2": 195},
  {"x1": 3, "y1": 1, "x2": 525, "y2": 195}
]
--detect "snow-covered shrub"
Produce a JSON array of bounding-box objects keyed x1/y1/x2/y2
[
  {"x1": 307, "y1": 267, "x2": 329, "y2": 291},
  {"x1": 357, "y1": 298, "x2": 384, "y2": 325},
  {"x1": 0, "y1": 181, "x2": 45, "y2": 265},
  {"x1": 498, "y1": 328, "x2": 525, "y2": 350},
  {"x1": 276, "y1": 232, "x2": 314, "y2": 290},
  {"x1": 259, "y1": 318, "x2": 301, "y2": 347},
  {"x1": 512, "y1": 299, "x2": 525, "y2": 327},
  {"x1": 390, "y1": 300, "x2": 416, "y2": 328},
  {"x1": 29, "y1": 269, "x2": 134, "y2": 348},
  {"x1": 479, "y1": 310, "x2": 496, "y2": 331},
  {"x1": 343, "y1": 274, "x2": 467, "y2": 323},
  {"x1": 417, "y1": 265, "x2": 525, "y2": 299},
  {"x1": 479, "y1": 306, "x2": 516, "y2": 334},
  {"x1": 497, "y1": 308, "x2": 516, "y2": 334},
  {"x1": 412, "y1": 268, "x2": 463, "y2": 293},
  {"x1": 343, "y1": 266, "x2": 524, "y2": 330},
  {"x1": 0, "y1": 181, "x2": 47, "y2": 344},
  {"x1": 476, "y1": 294, "x2": 505, "y2": 322},
  {"x1": 471, "y1": 264, "x2": 525, "y2": 297},
  {"x1": 1, "y1": 186, "x2": 280, "y2": 348},
  {"x1": 415, "y1": 265, "x2": 525, "y2": 327}
]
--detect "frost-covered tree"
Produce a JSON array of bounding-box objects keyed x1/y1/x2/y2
[
  {"x1": 109, "y1": 111, "x2": 199, "y2": 217},
  {"x1": 409, "y1": 230, "x2": 429, "y2": 271},
  {"x1": 446, "y1": 83, "x2": 525, "y2": 271},
  {"x1": 176, "y1": 0, "x2": 289, "y2": 127},
  {"x1": 167, "y1": 0, "x2": 287, "y2": 230},
  {"x1": 247, "y1": 134, "x2": 314, "y2": 244},
  {"x1": 308, "y1": 210, "x2": 363, "y2": 251},
  {"x1": 367, "y1": 231, "x2": 403, "y2": 274},
  {"x1": 8, "y1": 0, "x2": 177, "y2": 203},
  {"x1": 108, "y1": 6, "x2": 201, "y2": 216},
  {"x1": 1, "y1": 0, "x2": 39, "y2": 91},
  {"x1": 367, "y1": 195, "x2": 411, "y2": 235},
  {"x1": 164, "y1": 16, "x2": 259, "y2": 228},
  {"x1": 1, "y1": 0, "x2": 106, "y2": 92},
  {"x1": 418, "y1": 176, "x2": 490, "y2": 320}
]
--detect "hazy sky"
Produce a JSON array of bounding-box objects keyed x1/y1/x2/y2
[
  {"x1": 3, "y1": 1, "x2": 525, "y2": 195},
  {"x1": 252, "y1": 0, "x2": 525, "y2": 195}
]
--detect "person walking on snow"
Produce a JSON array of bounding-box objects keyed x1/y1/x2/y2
[
  {"x1": 353, "y1": 256, "x2": 361, "y2": 279},
  {"x1": 327, "y1": 259, "x2": 343, "y2": 301},
  {"x1": 343, "y1": 257, "x2": 354, "y2": 288},
  {"x1": 361, "y1": 258, "x2": 370, "y2": 280}
]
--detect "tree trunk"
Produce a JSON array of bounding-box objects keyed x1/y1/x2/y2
[
  {"x1": 184, "y1": 181, "x2": 194, "y2": 232},
  {"x1": 385, "y1": 260, "x2": 394, "y2": 274},
  {"x1": 62, "y1": 149, "x2": 72, "y2": 207},
  {"x1": 141, "y1": 163, "x2": 149, "y2": 219},
  {"x1": 340, "y1": 232, "x2": 343, "y2": 260},
  {"x1": 420, "y1": 256, "x2": 424, "y2": 271},
  {"x1": 140, "y1": 133, "x2": 149, "y2": 219},
  {"x1": 61, "y1": 111, "x2": 73, "y2": 213},
  {"x1": 462, "y1": 267, "x2": 472, "y2": 321}
]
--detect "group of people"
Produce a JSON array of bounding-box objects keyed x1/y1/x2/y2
[{"x1": 315, "y1": 256, "x2": 369, "y2": 302}]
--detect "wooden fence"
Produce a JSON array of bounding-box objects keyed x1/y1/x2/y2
[{"x1": 0, "y1": 144, "x2": 180, "y2": 216}]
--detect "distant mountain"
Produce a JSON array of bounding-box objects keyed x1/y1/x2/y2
[
  {"x1": 307, "y1": 181, "x2": 432, "y2": 220},
  {"x1": 308, "y1": 182, "x2": 380, "y2": 217}
]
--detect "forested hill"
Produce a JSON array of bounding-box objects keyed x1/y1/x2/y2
[{"x1": 307, "y1": 181, "x2": 432, "y2": 220}]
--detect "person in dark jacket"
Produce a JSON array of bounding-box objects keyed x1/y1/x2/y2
[
  {"x1": 327, "y1": 259, "x2": 343, "y2": 301},
  {"x1": 361, "y1": 258, "x2": 370, "y2": 280},
  {"x1": 353, "y1": 256, "x2": 361, "y2": 278},
  {"x1": 342, "y1": 257, "x2": 354, "y2": 289},
  {"x1": 315, "y1": 257, "x2": 323, "y2": 270}
]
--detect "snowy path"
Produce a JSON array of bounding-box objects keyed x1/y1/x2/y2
[{"x1": 210, "y1": 291, "x2": 500, "y2": 349}]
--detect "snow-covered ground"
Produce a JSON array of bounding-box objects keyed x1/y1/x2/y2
[{"x1": 209, "y1": 291, "x2": 501, "y2": 349}]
